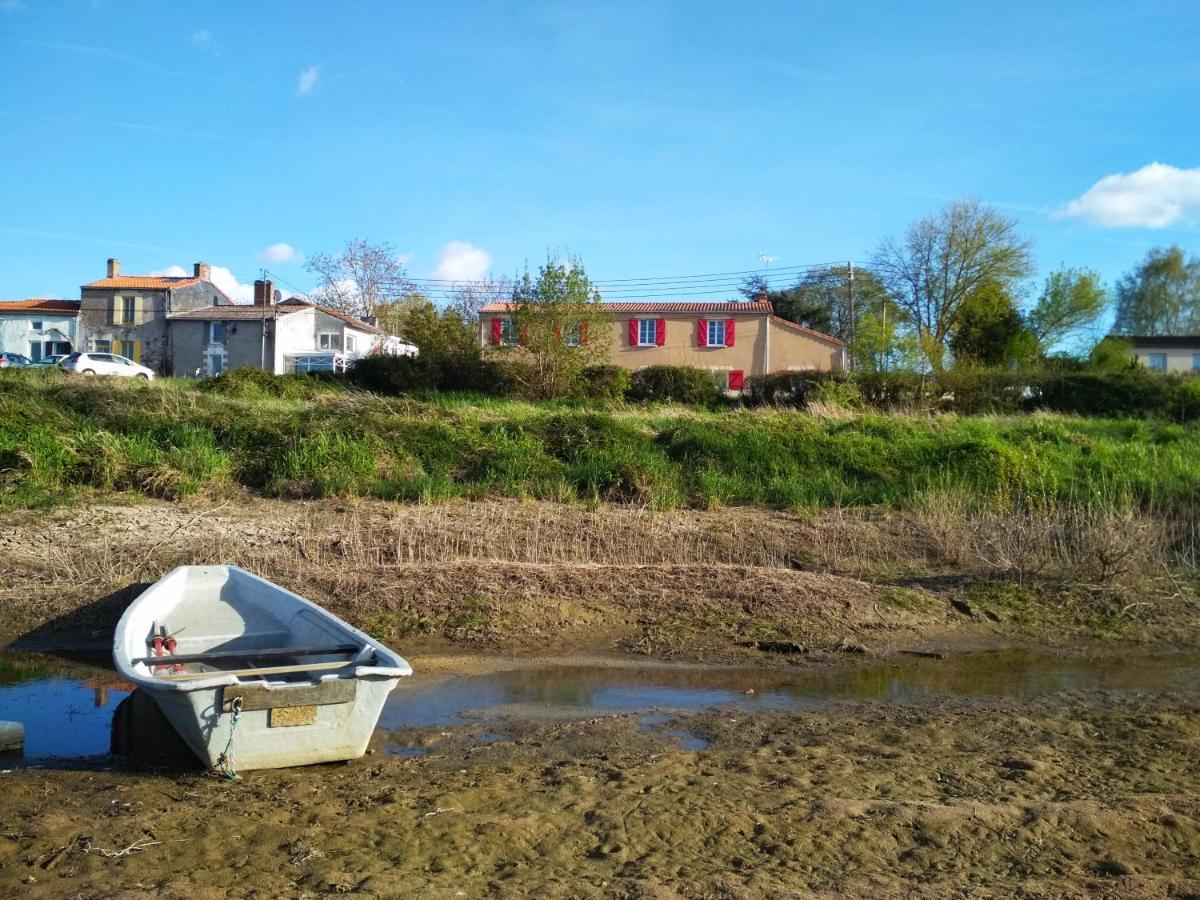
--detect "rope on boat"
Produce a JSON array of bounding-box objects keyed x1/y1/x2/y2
[{"x1": 215, "y1": 696, "x2": 242, "y2": 781}]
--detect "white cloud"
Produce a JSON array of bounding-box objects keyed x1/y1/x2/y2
[
  {"x1": 1059, "y1": 162, "x2": 1200, "y2": 228},
  {"x1": 148, "y1": 265, "x2": 188, "y2": 278},
  {"x1": 431, "y1": 241, "x2": 492, "y2": 282},
  {"x1": 150, "y1": 264, "x2": 254, "y2": 303},
  {"x1": 191, "y1": 30, "x2": 212, "y2": 49},
  {"x1": 257, "y1": 242, "x2": 301, "y2": 264},
  {"x1": 297, "y1": 65, "x2": 320, "y2": 96}
]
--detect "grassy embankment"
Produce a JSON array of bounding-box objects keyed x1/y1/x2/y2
[
  {"x1": 1, "y1": 369, "x2": 1198, "y2": 514},
  {"x1": 3, "y1": 370, "x2": 1198, "y2": 654}
]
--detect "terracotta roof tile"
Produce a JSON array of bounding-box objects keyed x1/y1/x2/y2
[
  {"x1": 83, "y1": 275, "x2": 205, "y2": 290},
  {"x1": 0, "y1": 298, "x2": 81, "y2": 313}
]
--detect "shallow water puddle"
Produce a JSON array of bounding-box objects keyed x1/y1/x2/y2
[{"x1": 2, "y1": 649, "x2": 1199, "y2": 764}]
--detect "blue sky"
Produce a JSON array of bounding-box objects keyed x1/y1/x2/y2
[{"x1": 1, "y1": 0, "x2": 1197, "y2": 306}]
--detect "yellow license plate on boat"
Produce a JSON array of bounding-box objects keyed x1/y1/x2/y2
[{"x1": 269, "y1": 705, "x2": 318, "y2": 727}]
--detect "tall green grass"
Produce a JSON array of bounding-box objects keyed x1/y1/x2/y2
[{"x1": 1, "y1": 370, "x2": 1197, "y2": 513}]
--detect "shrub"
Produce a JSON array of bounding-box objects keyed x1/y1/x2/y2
[
  {"x1": 743, "y1": 372, "x2": 817, "y2": 408},
  {"x1": 197, "y1": 367, "x2": 335, "y2": 399},
  {"x1": 1028, "y1": 371, "x2": 1175, "y2": 418},
  {"x1": 628, "y1": 366, "x2": 725, "y2": 405},
  {"x1": 578, "y1": 365, "x2": 631, "y2": 402}
]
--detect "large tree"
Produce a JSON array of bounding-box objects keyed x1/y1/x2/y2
[
  {"x1": 872, "y1": 200, "x2": 1034, "y2": 371},
  {"x1": 1027, "y1": 267, "x2": 1108, "y2": 352},
  {"x1": 949, "y1": 278, "x2": 1035, "y2": 367},
  {"x1": 739, "y1": 264, "x2": 892, "y2": 363},
  {"x1": 1112, "y1": 246, "x2": 1200, "y2": 335},
  {"x1": 507, "y1": 257, "x2": 610, "y2": 398},
  {"x1": 305, "y1": 238, "x2": 414, "y2": 318}
]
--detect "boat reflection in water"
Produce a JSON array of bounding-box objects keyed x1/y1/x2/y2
[{"x1": 110, "y1": 690, "x2": 203, "y2": 771}]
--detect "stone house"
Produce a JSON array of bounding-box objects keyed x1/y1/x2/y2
[
  {"x1": 79, "y1": 259, "x2": 232, "y2": 373},
  {"x1": 0, "y1": 298, "x2": 80, "y2": 360},
  {"x1": 478, "y1": 300, "x2": 846, "y2": 390},
  {"x1": 167, "y1": 279, "x2": 415, "y2": 375}
]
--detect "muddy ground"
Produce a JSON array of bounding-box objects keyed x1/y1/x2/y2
[
  {"x1": 1, "y1": 683, "x2": 1198, "y2": 898},
  {"x1": 1, "y1": 498, "x2": 1199, "y2": 896}
]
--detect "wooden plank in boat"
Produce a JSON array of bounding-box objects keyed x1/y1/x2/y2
[
  {"x1": 132, "y1": 643, "x2": 361, "y2": 666},
  {"x1": 222, "y1": 678, "x2": 357, "y2": 712}
]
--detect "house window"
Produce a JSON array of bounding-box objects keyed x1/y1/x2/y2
[
  {"x1": 112, "y1": 296, "x2": 138, "y2": 325},
  {"x1": 707, "y1": 319, "x2": 727, "y2": 347},
  {"x1": 117, "y1": 340, "x2": 139, "y2": 362},
  {"x1": 1146, "y1": 352, "x2": 1167, "y2": 371},
  {"x1": 1193, "y1": 353, "x2": 1200, "y2": 372},
  {"x1": 318, "y1": 332, "x2": 342, "y2": 351},
  {"x1": 31, "y1": 320, "x2": 42, "y2": 331},
  {"x1": 637, "y1": 319, "x2": 657, "y2": 346},
  {"x1": 500, "y1": 318, "x2": 518, "y2": 346},
  {"x1": 563, "y1": 323, "x2": 581, "y2": 347},
  {"x1": 93, "y1": 339, "x2": 112, "y2": 353},
  {"x1": 345, "y1": 334, "x2": 357, "y2": 352},
  {"x1": 208, "y1": 321, "x2": 227, "y2": 344}
]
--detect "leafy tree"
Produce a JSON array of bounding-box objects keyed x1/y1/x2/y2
[
  {"x1": 1028, "y1": 267, "x2": 1108, "y2": 352},
  {"x1": 949, "y1": 279, "x2": 1033, "y2": 367},
  {"x1": 1088, "y1": 336, "x2": 1137, "y2": 372},
  {"x1": 507, "y1": 257, "x2": 611, "y2": 398},
  {"x1": 305, "y1": 239, "x2": 414, "y2": 317},
  {"x1": 872, "y1": 200, "x2": 1034, "y2": 371},
  {"x1": 1113, "y1": 246, "x2": 1200, "y2": 335}
]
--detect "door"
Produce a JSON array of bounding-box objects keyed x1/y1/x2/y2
[
  {"x1": 207, "y1": 351, "x2": 225, "y2": 375},
  {"x1": 29, "y1": 342, "x2": 42, "y2": 363}
]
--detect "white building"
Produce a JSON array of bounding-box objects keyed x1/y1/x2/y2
[
  {"x1": 166, "y1": 281, "x2": 415, "y2": 376},
  {"x1": 1126, "y1": 336, "x2": 1200, "y2": 374},
  {"x1": 0, "y1": 299, "x2": 79, "y2": 361}
]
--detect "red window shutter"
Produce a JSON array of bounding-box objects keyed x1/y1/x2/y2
[
  {"x1": 518, "y1": 324, "x2": 528, "y2": 345},
  {"x1": 580, "y1": 321, "x2": 589, "y2": 344},
  {"x1": 726, "y1": 318, "x2": 735, "y2": 347},
  {"x1": 629, "y1": 318, "x2": 639, "y2": 346},
  {"x1": 728, "y1": 369, "x2": 745, "y2": 391},
  {"x1": 697, "y1": 318, "x2": 708, "y2": 347},
  {"x1": 491, "y1": 318, "x2": 503, "y2": 345},
  {"x1": 655, "y1": 318, "x2": 666, "y2": 346}
]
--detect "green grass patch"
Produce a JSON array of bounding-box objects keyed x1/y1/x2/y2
[{"x1": 2, "y1": 371, "x2": 1199, "y2": 514}]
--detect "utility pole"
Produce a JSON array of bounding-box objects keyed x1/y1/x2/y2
[{"x1": 847, "y1": 261, "x2": 855, "y2": 373}]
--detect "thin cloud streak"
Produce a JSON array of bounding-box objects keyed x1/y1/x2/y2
[
  {"x1": 0, "y1": 226, "x2": 192, "y2": 255},
  {"x1": 0, "y1": 112, "x2": 271, "y2": 146}
]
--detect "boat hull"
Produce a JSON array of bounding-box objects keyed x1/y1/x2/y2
[
  {"x1": 149, "y1": 673, "x2": 399, "y2": 769},
  {"x1": 112, "y1": 565, "x2": 411, "y2": 771}
]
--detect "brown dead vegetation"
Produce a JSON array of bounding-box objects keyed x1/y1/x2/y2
[{"x1": 1, "y1": 497, "x2": 1197, "y2": 656}]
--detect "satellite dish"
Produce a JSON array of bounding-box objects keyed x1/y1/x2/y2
[{"x1": 273, "y1": 290, "x2": 282, "y2": 302}]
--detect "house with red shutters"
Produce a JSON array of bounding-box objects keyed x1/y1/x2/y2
[{"x1": 479, "y1": 300, "x2": 846, "y2": 390}]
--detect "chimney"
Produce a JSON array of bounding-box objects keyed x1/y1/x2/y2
[
  {"x1": 253, "y1": 279, "x2": 274, "y2": 306},
  {"x1": 757, "y1": 289, "x2": 767, "y2": 304},
  {"x1": 194, "y1": 261, "x2": 212, "y2": 281},
  {"x1": 107, "y1": 258, "x2": 120, "y2": 278}
]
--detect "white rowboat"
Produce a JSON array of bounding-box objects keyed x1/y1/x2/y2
[{"x1": 113, "y1": 565, "x2": 411, "y2": 771}]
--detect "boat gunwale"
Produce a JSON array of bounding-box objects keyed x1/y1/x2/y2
[{"x1": 113, "y1": 565, "x2": 412, "y2": 694}]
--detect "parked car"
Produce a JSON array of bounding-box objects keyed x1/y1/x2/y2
[
  {"x1": 60, "y1": 351, "x2": 155, "y2": 380},
  {"x1": 32, "y1": 354, "x2": 70, "y2": 368},
  {"x1": 0, "y1": 352, "x2": 32, "y2": 368}
]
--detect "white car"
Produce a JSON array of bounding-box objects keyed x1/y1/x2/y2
[{"x1": 60, "y1": 351, "x2": 155, "y2": 380}]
